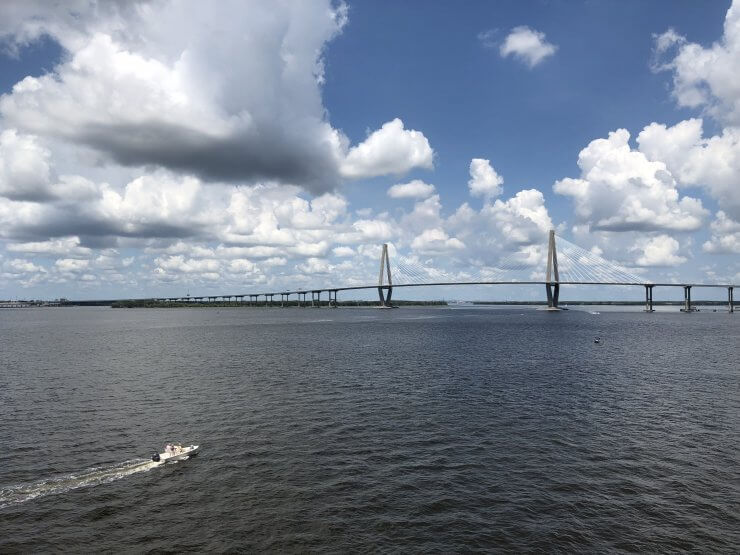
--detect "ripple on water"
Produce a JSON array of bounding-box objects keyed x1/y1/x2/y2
[{"x1": 0, "y1": 307, "x2": 738, "y2": 551}]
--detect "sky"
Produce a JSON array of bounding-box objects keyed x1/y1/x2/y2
[{"x1": 0, "y1": 0, "x2": 738, "y2": 302}]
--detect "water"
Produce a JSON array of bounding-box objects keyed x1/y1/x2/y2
[{"x1": 1, "y1": 307, "x2": 738, "y2": 552}]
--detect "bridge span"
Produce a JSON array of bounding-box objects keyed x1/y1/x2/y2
[{"x1": 140, "y1": 231, "x2": 736, "y2": 313}]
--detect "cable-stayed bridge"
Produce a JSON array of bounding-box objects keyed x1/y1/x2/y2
[{"x1": 152, "y1": 231, "x2": 737, "y2": 313}]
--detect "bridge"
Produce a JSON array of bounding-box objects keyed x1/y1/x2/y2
[{"x1": 146, "y1": 231, "x2": 737, "y2": 313}]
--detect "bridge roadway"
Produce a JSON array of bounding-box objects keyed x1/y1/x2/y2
[{"x1": 66, "y1": 280, "x2": 735, "y2": 313}]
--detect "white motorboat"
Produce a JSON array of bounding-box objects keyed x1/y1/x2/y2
[{"x1": 152, "y1": 443, "x2": 199, "y2": 463}]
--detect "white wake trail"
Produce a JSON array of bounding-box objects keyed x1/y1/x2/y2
[{"x1": 0, "y1": 459, "x2": 161, "y2": 508}]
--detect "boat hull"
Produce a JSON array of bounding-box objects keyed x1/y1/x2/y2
[{"x1": 154, "y1": 444, "x2": 199, "y2": 463}]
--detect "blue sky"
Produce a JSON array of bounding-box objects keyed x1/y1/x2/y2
[
  {"x1": 0, "y1": 0, "x2": 738, "y2": 301},
  {"x1": 326, "y1": 1, "x2": 726, "y2": 211}
]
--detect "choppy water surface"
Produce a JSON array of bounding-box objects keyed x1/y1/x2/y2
[{"x1": 1, "y1": 307, "x2": 738, "y2": 552}]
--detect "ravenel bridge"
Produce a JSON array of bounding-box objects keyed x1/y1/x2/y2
[{"x1": 149, "y1": 231, "x2": 737, "y2": 313}]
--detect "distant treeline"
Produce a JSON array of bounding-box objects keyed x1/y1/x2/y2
[{"x1": 111, "y1": 299, "x2": 447, "y2": 308}]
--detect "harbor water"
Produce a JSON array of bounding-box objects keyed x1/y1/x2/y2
[{"x1": 1, "y1": 306, "x2": 738, "y2": 551}]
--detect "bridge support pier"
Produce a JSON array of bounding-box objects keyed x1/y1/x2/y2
[
  {"x1": 543, "y1": 230, "x2": 561, "y2": 311},
  {"x1": 377, "y1": 243, "x2": 394, "y2": 308},
  {"x1": 328, "y1": 290, "x2": 338, "y2": 308},
  {"x1": 545, "y1": 283, "x2": 560, "y2": 310},
  {"x1": 729, "y1": 287, "x2": 734, "y2": 313},
  {"x1": 311, "y1": 291, "x2": 321, "y2": 307},
  {"x1": 644, "y1": 285, "x2": 654, "y2": 312},
  {"x1": 680, "y1": 285, "x2": 695, "y2": 312},
  {"x1": 377, "y1": 286, "x2": 393, "y2": 308}
]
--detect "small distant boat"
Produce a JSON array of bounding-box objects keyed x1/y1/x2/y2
[
  {"x1": 594, "y1": 337, "x2": 601, "y2": 344},
  {"x1": 590, "y1": 311, "x2": 600, "y2": 315},
  {"x1": 152, "y1": 443, "x2": 199, "y2": 463}
]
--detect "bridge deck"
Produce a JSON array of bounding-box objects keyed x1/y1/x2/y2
[{"x1": 67, "y1": 280, "x2": 738, "y2": 305}]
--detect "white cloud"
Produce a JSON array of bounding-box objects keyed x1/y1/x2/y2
[
  {"x1": 0, "y1": 129, "x2": 53, "y2": 201},
  {"x1": 387, "y1": 179, "x2": 435, "y2": 199},
  {"x1": 228, "y1": 259, "x2": 258, "y2": 274},
  {"x1": 632, "y1": 235, "x2": 687, "y2": 267},
  {"x1": 6, "y1": 236, "x2": 91, "y2": 257},
  {"x1": 55, "y1": 258, "x2": 89, "y2": 272},
  {"x1": 483, "y1": 189, "x2": 553, "y2": 244},
  {"x1": 499, "y1": 26, "x2": 557, "y2": 68},
  {"x1": 332, "y1": 246, "x2": 355, "y2": 257},
  {"x1": 399, "y1": 194, "x2": 445, "y2": 240},
  {"x1": 5, "y1": 258, "x2": 45, "y2": 274},
  {"x1": 296, "y1": 257, "x2": 332, "y2": 274},
  {"x1": 0, "y1": 1, "x2": 448, "y2": 296},
  {"x1": 703, "y1": 211, "x2": 740, "y2": 254},
  {"x1": 0, "y1": 2, "x2": 433, "y2": 192},
  {"x1": 410, "y1": 228, "x2": 465, "y2": 254},
  {"x1": 0, "y1": 2, "x2": 350, "y2": 192},
  {"x1": 468, "y1": 158, "x2": 503, "y2": 198},
  {"x1": 341, "y1": 118, "x2": 434, "y2": 179},
  {"x1": 653, "y1": 1, "x2": 740, "y2": 125},
  {"x1": 637, "y1": 119, "x2": 740, "y2": 220},
  {"x1": 352, "y1": 219, "x2": 395, "y2": 241},
  {"x1": 554, "y1": 129, "x2": 707, "y2": 232},
  {"x1": 262, "y1": 257, "x2": 287, "y2": 267},
  {"x1": 154, "y1": 255, "x2": 223, "y2": 277}
]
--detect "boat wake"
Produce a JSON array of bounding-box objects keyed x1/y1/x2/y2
[{"x1": 0, "y1": 459, "x2": 161, "y2": 509}]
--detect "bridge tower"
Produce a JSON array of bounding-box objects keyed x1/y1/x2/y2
[
  {"x1": 545, "y1": 230, "x2": 560, "y2": 310},
  {"x1": 378, "y1": 243, "x2": 393, "y2": 307}
]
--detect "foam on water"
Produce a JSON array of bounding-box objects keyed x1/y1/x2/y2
[{"x1": 0, "y1": 459, "x2": 161, "y2": 508}]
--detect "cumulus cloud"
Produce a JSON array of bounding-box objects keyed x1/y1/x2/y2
[
  {"x1": 400, "y1": 194, "x2": 446, "y2": 238},
  {"x1": 499, "y1": 26, "x2": 557, "y2": 68},
  {"x1": 468, "y1": 158, "x2": 503, "y2": 198},
  {"x1": 637, "y1": 119, "x2": 740, "y2": 220},
  {"x1": 703, "y1": 211, "x2": 740, "y2": 254},
  {"x1": 0, "y1": 129, "x2": 53, "y2": 201},
  {"x1": 387, "y1": 179, "x2": 436, "y2": 199},
  {"x1": 0, "y1": 1, "x2": 444, "y2": 295},
  {"x1": 0, "y1": 2, "x2": 433, "y2": 193},
  {"x1": 152, "y1": 254, "x2": 267, "y2": 284},
  {"x1": 296, "y1": 257, "x2": 332, "y2": 274},
  {"x1": 554, "y1": 129, "x2": 707, "y2": 232},
  {"x1": 6, "y1": 258, "x2": 45, "y2": 274},
  {"x1": 483, "y1": 189, "x2": 552, "y2": 244},
  {"x1": 632, "y1": 235, "x2": 687, "y2": 267},
  {"x1": 55, "y1": 257, "x2": 89, "y2": 273},
  {"x1": 410, "y1": 228, "x2": 465, "y2": 254},
  {"x1": 437, "y1": 188, "x2": 555, "y2": 272},
  {"x1": 333, "y1": 246, "x2": 355, "y2": 257},
  {"x1": 653, "y1": 1, "x2": 740, "y2": 125},
  {"x1": 6, "y1": 236, "x2": 91, "y2": 257},
  {"x1": 341, "y1": 119, "x2": 434, "y2": 179},
  {"x1": 351, "y1": 219, "x2": 395, "y2": 241}
]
